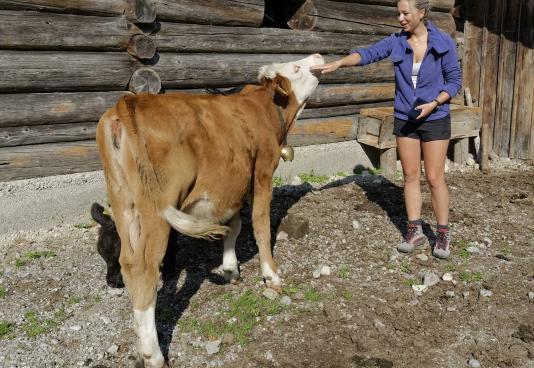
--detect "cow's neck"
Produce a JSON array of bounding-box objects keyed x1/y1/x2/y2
[{"x1": 271, "y1": 94, "x2": 303, "y2": 145}]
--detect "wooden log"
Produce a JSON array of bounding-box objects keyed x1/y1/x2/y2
[
  {"x1": 127, "y1": 34, "x2": 156, "y2": 60},
  {"x1": 0, "y1": 140, "x2": 101, "y2": 181},
  {"x1": 155, "y1": 0, "x2": 264, "y2": 27},
  {"x1": 0, "y1": 10, "x2": 143, "y2": 51},
  {"x1": 328, "y1": 0, "x2": 454, "y2": 12},
  {"x1": 129, "y1": 68, "x2": 161, "y2": 94},
  {"x1": 153, "y1": 22, "x2": 382, "y2": 54},
  {"x1": 0, "y1": 122, "x2": 97, "y2": 147},
  {"x1": 0, "y1": 0, "x2": 154, "y2": 22},
  {"x1": 452, "y1": 137, "x2": 469, "y2": 164},
  {"x1": 0, "y1": 51, "x2": 137, "y2": 93},
  {"x1": 287, "y1": 115, "x2": 359, "y2": 146},
  {"x1": 0, "y1": 91, "x2": 130, "y2": 128},
  {"x1": 308, "y1": 83, "x2": 395, "y2": 107},
  {"x1": 154, "y1": 53, "x2": 394, "y2": 88},
  {"x1": 379, "y1": 147, "x2": 397, "y2": 175},
  {"x1": 288, "y1": 0, "x2": 456, "y2": 35},
  {"x1": 462, "y1": 0, "x2": 485, "y2": 105},
  {"x1": 300, "y1": 101, "x2": 391, "y2": 119}
]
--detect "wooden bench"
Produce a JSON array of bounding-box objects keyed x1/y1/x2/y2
[{"x1": 357, "y1": 104, "x2": 482, "y2": 174}]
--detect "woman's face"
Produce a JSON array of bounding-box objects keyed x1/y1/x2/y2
[{"x1": 397, "y1": 0, "x2": 425, "y2": 33}]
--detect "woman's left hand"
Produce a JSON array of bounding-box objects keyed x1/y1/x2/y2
[{"x1": 415, "y1": 101, "x2": 439, "y2": 120}]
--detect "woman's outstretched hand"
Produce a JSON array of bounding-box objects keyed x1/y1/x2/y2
[{"x1": 310, "y1": 60, "x2": 342, "y2": 74}]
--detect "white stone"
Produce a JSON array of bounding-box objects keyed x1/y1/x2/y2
[
  {"x1": 290, "y1": 176, "x2": 302, "y2": 186},
  {"x1": 280, "y1": 295, "x2": 292, "y2": 306},
  {"x1": 468, "y1": 358, "x2": 481, "y2": 368},
  {"x1": 479, "y1": 289, "x2": 493, "y2": 297},
  {"x1": 373, "y1": 319, "x2": 386, "y2": 331},
  {"x1": 466, "y1": 246, "x2": 480, "y2": 254},
  {"x1": 416, "y1": 254, "x2": 429, "y2": 262},
  {"x1": 423, "y1": 272, "x2": 440, "y2": 287},
  {"x1": 265, "y1": 351, "x2": 274, "y2": 360},
  {"x1": 442, "y1": 272, "x2": 453, "y2": 281},
  {"x1": 528, "y1": 291, "x2": 534, "y2": 301},
  {"x1": 276, "y1": 231, "x2": 289, "y2": 241},
  {"x1": 205, "y1": 340, "x2": 221, "y2": 355},
  {"x1": 445, "y1": 291, "x2": 455, "y2": 298},
  {"x1": 412, "y1": 284, "x2": 428, "y2": 296},
  {"x1": 106, "y1": 344, "x2": 119, "y2": 355},
  {"x1": 70, "y1": 325, "x2": 82, "y2": 331},
  {"x1": 352, "y1": 220, "x2": 361, "y2": 230},
  {"x1": 101, "y1": 317, "x2": 111, "y2": 325},
  {"x1": 312, "y1": 267, "x2": 322, "y2": 279},
  {"x1": 320, "y1": 265, "x2": 331, "y2": 276},
  {"x1": 483, "y1": 237, "x2": 493, "y2": 247},
  {"x1": 262, "y1": 288, "x2": 278, "y2": 301},
  {"x1": 463, "y1": 291, "x2": 470, "y2": 299},
  {"x1": 466, "y1": 156, "x2": 476, "y2": 166}
]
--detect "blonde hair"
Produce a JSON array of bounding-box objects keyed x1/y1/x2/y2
[{"x1": 398, "y1": 0, "x2": 431, "y2": 21}]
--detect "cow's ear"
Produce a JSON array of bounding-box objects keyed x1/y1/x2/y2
[{"x1": 273, "y1": 75, "x2": 291, "y2": 98}]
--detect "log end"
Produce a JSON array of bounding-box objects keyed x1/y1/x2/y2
[
  {"x1": 127, "y1": 34, "x2": 157, "y2": 60},
  {"x1": 129, "y1": 67, "x2": 161, "y2": 94},
  {"x1": 287, "y1": 0, "x2": 317, "y2": 31},
  {"x1": 126, "y1": 0, "x2": 157, "y2": 24}
]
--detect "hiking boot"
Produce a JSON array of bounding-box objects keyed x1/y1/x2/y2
[
  {"x1": 397, "y1": 224, "x2": 427, "y2": 253},
  {"x1": 432, "y1": 228, "x2": 451, "y2": 259}
]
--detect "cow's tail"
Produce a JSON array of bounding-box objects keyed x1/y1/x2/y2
[{"x1": 163, "y1": 207, "x2": 230, "y2": 240}]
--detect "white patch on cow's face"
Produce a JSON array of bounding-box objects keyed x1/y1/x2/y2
[{"x1": 258, "y1": 54, "x2": 325, "y2": 105}]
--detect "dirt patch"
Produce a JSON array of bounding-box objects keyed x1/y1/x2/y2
[{"x1": 0, "y1": 164, "x2": 533, "y2": 368}]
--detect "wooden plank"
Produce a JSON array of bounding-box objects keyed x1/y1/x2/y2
[
  {"x1": 0, "y1": 122, "x2": 97, "y2": 147},
  {"x1": 154, "y1": 53, "x2": 394, "y2": 88},
  {"x1": 0, "y1": 140, "x2": 101, "y2": 181},
  {"x1": 0, "y1": 0, "x2": 126, "y2": 16},
  {"x1": 155, "y1": 0, "x2": 265, "y2": 27},
  {"x1": 462, "y1": 0, "x2": 485, "y2": 104},
  {"x1": 289, "y1": 0, "x2": 456, "y2": 35},
  {"x1": 308, "y1": 83, "x2": 395, "y2": 107},
  {"x1": 453, "y1": 138, "x2": 469, "y2": 164},
  {"x1": 0, "y1": 91, "x2": 129, "y2": 128},
  {"x1": 328, "y1": 0, "x2": 454, "y2": 12},
  {"x1": 493, "y1": 0, "x2": 521, "y2": 157},
  {"x1": 379, "y1": 147, "x2": 397, "y2": 175},
  {"x1": 153, "y1": 22, "x2": 382, "y2": 54},
  {"x1": 287, "y1": 115, "x2": 358, "y2": 146},
  {"x1": 0, "y1": 51, "x2": 137, "y2": 93},
  {"x1": 300, "y1": 101, "x2": 391, "y2": 119},
  {"x1": 0, "y1": 10, "x2": 142, "y2": 51}
]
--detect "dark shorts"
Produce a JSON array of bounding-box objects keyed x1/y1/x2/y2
[{"x1": 393, "y1": 115, "x2": 451, "y2": 142}]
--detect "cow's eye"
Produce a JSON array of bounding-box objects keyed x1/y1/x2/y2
[{"x1": 293, "y1": 65, "x2": 301, "y2": 73}]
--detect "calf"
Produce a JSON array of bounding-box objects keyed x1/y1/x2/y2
[{"x1": 96, "y1": 54, "x2": 324, "y2": 367}]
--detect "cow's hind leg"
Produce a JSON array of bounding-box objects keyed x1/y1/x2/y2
[
  {"x1": 118, "y1": 207, "x2": 170, "y2": 368},
  {"x1": 222, "y1": 214, "x2": 241, "y2": 282}
]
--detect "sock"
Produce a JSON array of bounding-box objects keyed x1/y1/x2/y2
[
  {"x1": 437, "y1": 224, "x2": 449, "y2": 231},
  {"x1": 408, "y1": 219, "x2": 423, "y2": 226}
]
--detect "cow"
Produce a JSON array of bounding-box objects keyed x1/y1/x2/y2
[{"x1": 96, "y1": 53, "x2": 324, "y2": 367}]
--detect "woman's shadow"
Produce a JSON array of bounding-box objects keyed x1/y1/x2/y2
[{"x1": 154, "y1": 183, "x2": 313, "y2": 360}]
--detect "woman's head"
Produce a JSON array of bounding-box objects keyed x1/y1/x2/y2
[{"x1": 397, "y1": 0, "x2": 430, "y2": 33}]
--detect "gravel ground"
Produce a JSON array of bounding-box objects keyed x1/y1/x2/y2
[{"x1": 0, "y1": 157, "x2": 533, "y2": 368}]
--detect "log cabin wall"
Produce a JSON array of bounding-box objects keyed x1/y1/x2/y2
[
  {"x1": 462, "y1": 0, "x2": 534, "y2": 160},
  {"x1": 0, "y1": 0, "x2": 458, "y2": 181}
]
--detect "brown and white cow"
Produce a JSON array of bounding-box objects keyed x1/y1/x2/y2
[{"x1": 96, "y1": 54, "x2": 324, "y2": 367}]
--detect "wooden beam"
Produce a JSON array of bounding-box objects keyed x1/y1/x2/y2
[
  {"x1": 0, "y1": 0, "x2": 127, "y2": 16},
  {"x1": 0, "y1": 122, "x2": 96, "y2": 147},
  {"x1": 0, "y1": 51, "x2": 138, "y2": 93},
  {"x1": 308, "y1": 83, "x2": 395, "y2": 107},
  {"x1": 155, "y1": 0, "x2": 265, "y2": 27},
  {"x1": 287, "y1": 115, "x2": 358, "y2": 146},
  {"x1": 300, "y1": 101, "x2": 391, "y2": 119},
  {"x1": 328, "y1": 0, "x2": 454, "y2": 12},
  {"x1": 153, "y1": 22, "x2": 382, "y2": 54},
  {"x1": 0, "y1": 10, "x2": 143, "y2": 51},
  {"x1": 154, "y1": 53, "x2": 394, "y2": 88},
  {"x1": 0, "y1": 140, "x2": 101, "y2": 181}
]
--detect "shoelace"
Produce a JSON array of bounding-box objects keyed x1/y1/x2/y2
[
  {"x1": 405, "y1": 225, "x2": 419, "y2": 242},
  {"x1": 435, "y1": 230, "x2": 450, "y2": 250}
]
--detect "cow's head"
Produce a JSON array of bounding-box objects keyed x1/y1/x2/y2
[{"x1": 258, "y1": 54, "x2": 324, "y2": 106}]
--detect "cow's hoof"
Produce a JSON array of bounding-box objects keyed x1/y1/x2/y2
[
  {"x1": 265, "y1": 280, "x2": 283, "y2": 294},
  {"x1": 223, "y1": 268, "x2": 240, "y2": 283},
  {"x1": 134, "y1": 359, "x2": 169, "y2": 368}
]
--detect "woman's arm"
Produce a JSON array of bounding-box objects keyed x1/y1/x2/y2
[{"x1": 311, "y1": 53, "x2": 361, "y2": 74}]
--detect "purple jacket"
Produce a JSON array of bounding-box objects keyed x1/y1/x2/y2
[{"x1": 352, "y1": 21, "x2": 462, "y2": 122}]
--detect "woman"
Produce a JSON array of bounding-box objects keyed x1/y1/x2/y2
[{"x1": 312, "y1": 0, "x2": 462, "y2": 259}]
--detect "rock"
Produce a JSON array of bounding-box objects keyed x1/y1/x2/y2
[
  {"x1": 466, "y1": 246, "x2": 481, "y2": 254},
  {"x1": 468, "y1": 358, "x2": 481, "y2": 368},
  {"x1": 423, "y1": 272, "x2": 440, "y2": 287},
  {"x1": 279, "y1": 214, "x2": 309, "y2": 239},
  {"x1": 265, "y1": 351, "x2": 274, "y2": 360},
  {"x1": 107, "y1": 287, "x2": 124, "y2": 296},
  {"x1": 462, "y1": 291, "x2": 470, "y2": 299},
  {"x1": 416, "y1": 254, "x2": 429, "y2": 262},
  {"x1": 483, "y1": 237, "x2": 493, "y2": 247},
  {"x1": 276, "y1": 231, "x2": 289, "y2": 241},
  {"x1": 280, "y1": 295, "x2": 292, "y2": 306},
  {"x1": 479, "y1": 289, "x2": 493, "y2": 297},
  {"x1": 290, "y1": 176, "x2": 302, "y2": 186},
  {"x1": 445, "y1": 291, "x2": 455, "y2": 298},
  {"x1": 446, "y1": 306, "x2": 457, "y2": 312},
  {"x1": 442, "y1": 272, "x2": 453, "y2": 281},
  {"x1": 528, "y1": 291, "x2": 534, "y2": 302},
  {"x1": 70, "y1": 325, "x2": 82, "y2": 331},
  {"x1": 205, "y1": 340, "x2": 221, "y2": 355},
  {"x1": 312, "y1": 267, "x2": 322, "y2": 279},
  {"x1": 466, "y1": 155, "x2": 476, "y2": 166},
  {"x1": 100, "y1": 317, "x2": 111, "y2": 325},
  {"x1": 373, "y1": 319, "x2": 386, "y2": 331},
  {"x1": 106, "y1": 344, "x2": 119, "y2": 355},
  {"x1": 262, "y1": 288, "x2": 278, "y2": 300},
  {"x1": 221, "y1": 333, "x2": 234, "y2": 345},
  {"x1": 352, "y1": 220, "x2": 361, "y2": 230},
  {"x1": 412, "y1": 284, "x2": 428, "y2": 296},
  {"x1": 320, "y1": 265, "x2": 331, "y2": 276}
]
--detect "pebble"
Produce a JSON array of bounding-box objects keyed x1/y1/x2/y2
[
  {"x1": 468, "y1": 358, "x2": 481, "y2": 367},
  {"x1": 412, "y1": 284, "x2": 428, "y2": 296},
  {"x1": 312, "y1": 268, "x2": 322, "y2": 279},
  {"x1": 479, "y1": 289, "x2": 493, "y2": 297},
  {"x1": 466, "y1": 156, "x2": 476, "y2": 166},
  {"x1": 423, "y1": 272, "x2": 440, "y2": 287},
  {"x1": 70, "y1": 325, "x2": 82, "y2": 331},
  {"x1": 290, "y1": 176, "x2": 302, "y2": 186},
  {"x1": 446, "y1": 306, "x2": 457, "y2": 312},
  {"x1": 100, "y1": 317, "x2": 111, "y2": 325},
  {"x1": 221, "y1": 333, "x2": 234, "y2": 345},
  {"x1": 483, "y1": 237, "x2": 492, "y2": 247},
  {"x1": 352, "y1": 220, "x2": 361, "y2": 230},
  {"x1": 265, "y1": 351, "x2": 274, "y2": 360},
  {"x1": 373, "y1": 319, "x2": 386, "y2": 331},
  {"x1": 107, "y1": 287, "x2": 124, "y2": 296},
  {"x1": 280, "y1": 295, "x2": 292, "y2": 306},
  {"x1": 320, "y1": 265, "x2": 331, "y2": 276},
  {"x1": 205, "y1": 340, "x2": 221, "y2": 355},
  {"x1": 106, "y1": 344, "x2": 119, "y2": 355},
  {"x1": 466, "y1": 246, "x2": 481, "y2": 254},
  {"x1": 262, "y1": 288, "x2": 278, "y2": 301},
  {"x1": 416, "y1": 254, "x2": 429, "y2": 262},
  {"x1": 463, "y1": 291, "x2": 470, "y2": 299},
  {"x1": 528, "y1": 291, "x2": 534, "y2": 301},
  {"x1": 276, "y1": 231, "x2": 289, "y2": 241},
  {"x1": 442, "y1": 272, "x2": 453, "y2": 281},
  {"x1": 445, "y1": 291, "x2": 455, "y2": 298}
]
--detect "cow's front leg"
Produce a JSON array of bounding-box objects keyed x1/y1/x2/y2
[
  {"x1": 251, "y1": 173, "x2": 281, "y2": 291},
  {"x1": 222, "y1": 214, "x2": 241, "y2": 282}
]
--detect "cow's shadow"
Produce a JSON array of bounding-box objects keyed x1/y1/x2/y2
[{"x1": 155, "y1": 183, "x2": 313, "y2": 360}]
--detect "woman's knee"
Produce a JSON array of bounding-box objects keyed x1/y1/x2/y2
[
  {"x1": 425, "y1": 172, "x2": 446, "y2": 188},
  {"x1": 403, "y1": 170, "x2": 420, "y2": 184}
]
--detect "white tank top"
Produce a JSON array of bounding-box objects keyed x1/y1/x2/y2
[{"x1": 412, "y1": 62, "x2": 421, "y2": 88}]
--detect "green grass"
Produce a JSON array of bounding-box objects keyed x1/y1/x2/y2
[
  {"x1": 22, "y1": 311, "x2": 58, "y2": 337},
  {"x1": 445, "y1": 263, "x2": 457, "y2": 272},
  {"x1": 67, "y1": 296, "x2": 81, "y2": 305},
  {"x1": 304, "y1": 287, "x2": 322, "y2": 302},
  {"x1": 0, "y1": 321, "x2": 14, "y2": 339},
  {"x1": 338, "y1": 266, "x2": 350, "y2": 279},
  {"x1": 459, "y1": 271, "x2": 483, "y2": 283},
  {"x1": 0, "y1": 286, "x2": 6, "y2": 299},
  {"x1": 385, "y1": 263, "x2": 396, "y2": 270},
  {"x1": 342, "y1": 291, "x2": 353, "y2": 301},
  {"x1": 456, "y1": 240, "x2": 471, "y2": 260},
  {"x1": 369, "y1": 167, "x2": 382, "y2": 175},
  {"x1": 298, "y1": 171, "x2": 329, "y2": 184},
  {"x1": 177, "y1": 289, "x2": 286, "y2": 345},
  {"x1": 335, "y1": 171, "x2": 349, "y2": 177},
  {"x1": 15, "y1": 250, "x2": 56, "y2": 268},
  {"x1": 272, "y1": 176, "x2": 284, "y2": 187},
  {"x1": 400, "y1": 260, "x2": 411, "y2": 274},
  {"x1": 403, "y1": 278, "x2": 418, "y2": 287}
]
